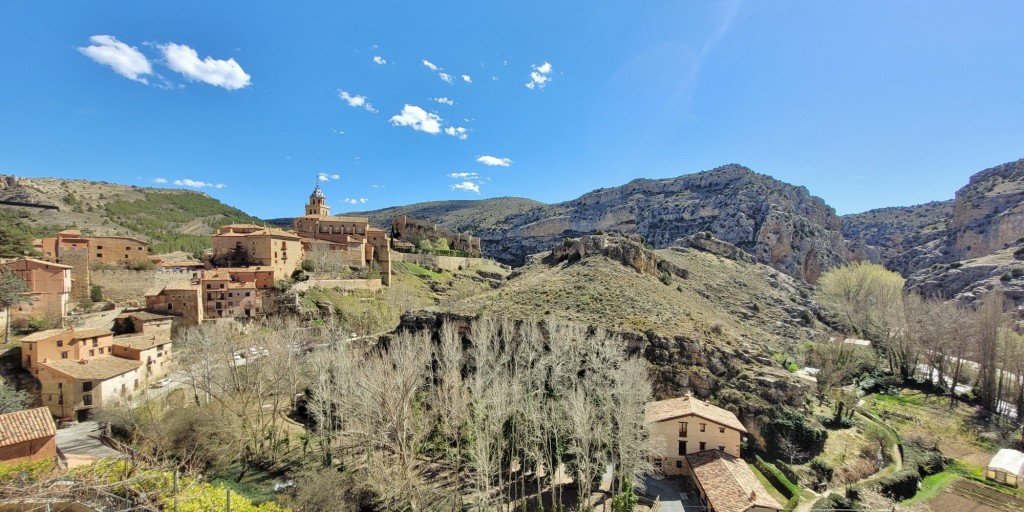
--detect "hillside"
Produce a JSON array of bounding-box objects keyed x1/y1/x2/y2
[
  {"x1": 363, "y1": 164, "x2": 849, "y2": 283},
  {"x1": 0, "y1": 176, "x2": 261, "y2": 257},
  {"x1": 401, "y1": 233, "x2": 832, "y2": 444},
  {"x1": 841, "y1": 200, "x2": 954, "y2": 262}
]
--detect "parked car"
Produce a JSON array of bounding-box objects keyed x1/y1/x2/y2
[{"x1": 149, "y1": 378, "x2": 171, "y2": 389}]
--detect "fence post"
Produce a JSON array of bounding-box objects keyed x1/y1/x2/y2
[
  {"x1": 173, "y1": 470, "x2": 179, "y2": 512},
  {"x1": 226, "y1": 488, "x2": 231, "y2": 512}
]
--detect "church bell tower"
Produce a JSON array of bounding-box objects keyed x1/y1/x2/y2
[{"x1": 306, "y1": 183, "x2": 331, "y2": 217}]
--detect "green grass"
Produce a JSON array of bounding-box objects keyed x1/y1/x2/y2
[
  {"x1": 748, "y1": 462, "x2": 790, "y2": 505},
  {"x1": 870, "y1": 393, "x2": 923, "y2": 407},
  {"x1": 900, "y1": 461, "x2": 988, "y2": 505},
  {"x1": 392, "y1": 260, "x2": 443, "y2": 280},
  {"x1": 208, "y1": 463, "x2": 279, "y2": 505}
]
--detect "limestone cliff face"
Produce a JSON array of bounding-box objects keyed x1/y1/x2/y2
[
  {"x1": 950, "y1": 160, "x2": 1024, "y2": 260},
  {"x1": 494, "y1": 165, "x2": 848, "y2": 283}
]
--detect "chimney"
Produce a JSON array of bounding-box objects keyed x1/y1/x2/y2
[{"x1": 750, "y1": 490, "x2": 756, "y2": 501}]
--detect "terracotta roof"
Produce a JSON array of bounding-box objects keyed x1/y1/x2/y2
[
  {"x1": 112, "y1": 335, "x2": 168, "y2": 351},
  {"x1": 215, "y1": 224, "x2": 300, "y2": 240},
  {"x1": 71, "y1": 329, "x2": 113, "y2": 340},
  {"x1": 0, "y1": 407, "x2": 56, "y2": 448},
  {"x1": 687, "y1": 450, "x2": 782, "y2": 512},
  {"x1": 20, "y1": 328, "x2": 69, "y2": 343},
  {"x1": 645, "y1": 395, "x2": 747, "y2": 433},
  {"x1": 1, "y1": 257, "x2": 73, "y2": 269},
  {"x1": 116, "y1": 311, "x2": 174, "y2": 322},
  {"x1": 42, "y1": 356, "x2": 142, "y2": 380},
  {"x1": 90, "y1": 235, "x2": 148, "y2": 244}
]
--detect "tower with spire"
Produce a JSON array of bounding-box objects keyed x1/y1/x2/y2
[{"x1": 305, "y1": 182, "x2": 330, "y2": 217}]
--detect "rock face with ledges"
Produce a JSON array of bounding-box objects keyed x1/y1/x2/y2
[{"x1": 366, "y1": 165, "x2": 849, "y2": 283}]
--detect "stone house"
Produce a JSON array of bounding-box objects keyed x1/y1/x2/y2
[
  {"x1": 646, "y1": 395, "x2": 780, "y2": 512},
  {"x1": 209, "y1": 224, "x2": 303, "y2": 281},
  {"x1": 145, "y1": 282, "x2": 203, "y2": 327},
  {"x1": 34, "y1": 230, "x2": 149, "y2": 267},
  {"x1": 646, "y1": 394, "x2": 746, "y2": 474},
  {"x1": 38, "y1": 356, "x2": 143, "y2": 421},
  {"x1": 110, "y1": 334, "x2": 173, "y2": 382},
  {"x1": 392, "y1": 214, "x2": 482, "y2": 256},
  {"x1": 20, "y1": 328, "x2": 116, "y2": 376},
  {"x1": 292, "y1": 184, "x2": 392, "y2": 283},
  {"x1": 1, "y1": 257, "x2": 72, "y2": 325},
  {"x1": 113, "y1": 311, "x2": 173, "y2": 338},
  {"x1": 684, "y1": 449, "x2": 783, "y2": 512},
  {"x1": 987, "y1": 449, "x2": 1024, "y2": 487},
  {"x1": 0, "y1": 407, "x2": 57, "y2": 464}
]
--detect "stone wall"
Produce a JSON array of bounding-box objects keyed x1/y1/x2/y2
[
  {"x1": 57, "y1": 247, "x2": 90, "y2": 301},
  {"x1": 90, "y1": 269, "x2": 197, "y2": 305},
  {"x1": 392, "y1": 252, "x2": 494, "y2": 272},
  {"x1": 392, "y1": 214, "x2": 482, "y2": 255},
  {"x1": 292, "y1": 278, "x2": 383, "y2": 293}
]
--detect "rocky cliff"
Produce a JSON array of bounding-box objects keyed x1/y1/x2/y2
[{"x1": 364, "y1": 164, "x2": 849, "y2": 283}]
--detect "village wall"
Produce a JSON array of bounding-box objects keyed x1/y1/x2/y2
[
  {"x1": 393, "y1": 252, "x2": 494, "y2": 272},
  {"x1": 292, "y1": 278, "x2": 383, "y2": 293},
  {"x1": 90, "y1": 270, "x2": 196, "y2": 305},
  {"x1": 57, "y1": 248, "x2": 90, "y2": 301}
]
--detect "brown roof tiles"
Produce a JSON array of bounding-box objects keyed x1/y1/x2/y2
[
  {"x1": 687, "y1": 450, "x2": 782, "y2": 512},
  {"x1": 0, "y1": 407, "x2": 56, "y2": 448},
  {"x1": 42, "y1": 356, "x2": 142, "y2": 380},
  {"x1": 645, "y1": 395, "x2": 747, "y2": 433}
]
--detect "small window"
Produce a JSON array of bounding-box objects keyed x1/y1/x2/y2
[
  {"x1": 167, "y1": 304, "x2": 173, "y2": 311},
  {"x1": 96, "y1": 245, "x2": 103, "y2": 250},
  {"x1": 99, "y1": 347, "x2": 104, "y2": 354},
  {"x1": 718, "y1": 446, "x2": 725, "y2": 451},
  {"x1": 83, "y1": 394, "x2": 93, "y2": 406},
  {"x1": 92, "y1": 339, "x2": 98, "y2": 347},
  {"x1": 61, "y1": 351, "x2": 68, "y2": 359},
  {"x1": 206, "y1": 284, "x2": 212, "y2": 289},
  {"x1": 676, "y1": 460, "x2": 682, "y2": 469},
  {"x1": 245, "y1": 292, "x2": 251, "y2": 297},
  {"x1": 96, "y1": 253, "x2": 103, "y2": 258},
  {"x1": 699, "y1": 442, "x2": 706, "y2": 451},
  {"x1": 56, "y1": 340, "x2": 63, "y2": 347},
  {"x1": 89, "y1": 349, "x2": 94, "y2": 356},
  {"x1": 679, "y1": 422, "x2": 688, "y2": 437},
  {"x1": 719, "y1": 427, "x2": 726, "y2": 433},
  {"x1": 138, "y1": 246, "x2": 143, "y2": 250},
  {"x1": 83, "y1": 381, "x2": 93, "y2": 392},
  {"x1": 700, "y1": 423, "x2": 706, "y2": 432},
  {"x1": 653, "y1": 458, "x2": 662, "y2": 469},
  {"x1": 678, "y1": 441, "x2": 687, "y2": 456}
]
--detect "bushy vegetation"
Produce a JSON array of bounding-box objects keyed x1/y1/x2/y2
[
  {"x1": 753, "y1": 455, "x2": 801, "y2": 499},
  {"x1": 104, "y1": 191, "x2": 261, "y2": 255}
]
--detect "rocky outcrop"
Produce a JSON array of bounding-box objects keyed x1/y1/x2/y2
[
  {"x1": 905, "y1": 247, "x2": 1024, "y2": 307},
  {"x1": 950, "y1": 160, "x2": 1024, "y2": 260},
  {"x1": 673, "y1": 233, "x2": 755, "y2": 264},
  {"x1": 464, "y1": 165, "x2": 848, "y2": 282},
  {"x1": 548, "y1": 233, "x2": 659, "y2": 275}
]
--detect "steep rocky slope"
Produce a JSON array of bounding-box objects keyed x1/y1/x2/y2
[
  {"x1": 399, "y1": 233, "x2": 833, "y2": 445},
  {"x1": 842, "y1": 200, "x2": 953, "y2": 263},
  {"x1": 0, "y1": 175, "x2": 260, "y2": 256},
  {"x1": 363, "y1": 164, "x2": 849, "y2": 283}
]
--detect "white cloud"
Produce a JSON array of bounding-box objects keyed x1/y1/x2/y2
[
  {"x1": 372, "y1": 55, "x2": 387, "y2": 65},
  {"x1": 445, "y1": 126, "x2": 468, "y2": 140},
  {"x1": 438, "y1": 72, "x2": 454, "y2": 84},
  {"x1": 422, "y1": 59, "x2": 438, "y2": 71},
  {"x1": 174, "y1": 178, "x2": 225, "y2": 189},
  {"x1": 477, "y1": 155, "x2": 512, "y2": 167},
  {"x1": 451, "y1": 181, "x2": 480, "y2": 194},
  {"x1": 152, "y1": 177, "x2": 167, "y2": 184},
  {"x1": 433, "y1": 97, "x2": 454, "y2": 106},
  {"x1": 160, "y1": 43, "x2": 251, "y2": 90},
  {"x1": 331, "y1": 174, "x2": 340, "y2": 180},
  {"x1": 318, "y1": 174, "x2": 329, "y2": 182},
  {"x1": 78, "y1": 35, "x2": 153, "y2": 84},
  {"x1": 389, "y1": 105, "x2": 442, "y2": 134},
  {"x1": 371, "y1": 184, "x2": 385, "y2": 188},
  {"x1": 342, "y1": 197, "x2": 368, "y2": 204},
  {"x1": 318, "y1": 172, "x2": 341, "y2": 181},
  {"x1": 462, "y1": 74, "x2": 472, "y2": 83},
  {"x1": 525, "y1": 61, "x2": 553, "y2": 90},
  {"x1": 448, "y1": 172, "x2": 478, "y2": 179},
  {"x1": 337, "y1": 90, "x2": 377, "y2": 112}
]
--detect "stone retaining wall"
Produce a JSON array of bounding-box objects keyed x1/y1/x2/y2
[
  {"x1": 393, "y1": 252, "x2": 497, "y2": 272},
  {"x1": 90, "y1": 269, "x2": 197, "y2": 304},
  {"x1": 292, "y1": 278, "x2": 383, "y2": 293}
]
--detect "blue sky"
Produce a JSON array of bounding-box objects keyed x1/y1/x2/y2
[{"x1": 1, "y1": 1, "x2": 1022, "y2": 219}]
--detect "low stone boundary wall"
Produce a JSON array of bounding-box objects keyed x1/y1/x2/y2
[
  {"x1": 292, "y1": 278, "x2": 383, "y2": 293},
  {"x1": 90, "y1": 269, "x2": 196, "y2": 304},
  {"x1": 393, "y1": 252, "x2": 497, "y2": 272}
]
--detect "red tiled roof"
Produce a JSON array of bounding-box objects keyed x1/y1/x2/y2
[
  {"x1": 0, "y1": 407, "x2": 56, "y2": 448},
  {"x1": 687, "y1": 450, "x2": 782, "y2": 512},
  {"x1": 645, "y1": 395, "x2": 747, "y2": 433}
]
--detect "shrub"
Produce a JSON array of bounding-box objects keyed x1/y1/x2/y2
[
  {"x1": 783, "y1": 494, "x2": 800, "y2": 512},
  {"x1": 754, "y1": 455, "x2": 801, "y2": 499},
  {"x1": 130, "y1": 259, "x2": 156, "y2": 270},
  {"x1": 811, "y1": 493, "x2": 853, "y2": 512},
  {"x1": 90, "y1": 284, "x2": 103, "y2": 302},
  {"x1": 775, "y1": 459, "x2": 800, "y2": 485},
  {"x1": 1001, "y1": 272, "x2": 1012, "y2": 282},
  {"x1": 949, "y1": 261, "x2": 963, "y2": 269},
  {"x1": 808, "y1": 457, "x2": 834, "y2": 483},
  {"x1": 876, "y1": 469, "x2": 919, "y2": 501},
  {"x1": 659, "y1": 271, "x2": 672, "y2": 285},
  {"x1": 610, "y1": 488, "x2": 638, "y2": 512},
  {"x1": 301, "y1": 259, "x2": 315, "y2": 272}
]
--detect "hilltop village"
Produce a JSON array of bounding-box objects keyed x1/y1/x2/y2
[{"x1": 0, "y1": 163, "x2": 1021, "y2": 512}]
